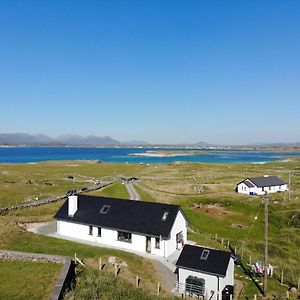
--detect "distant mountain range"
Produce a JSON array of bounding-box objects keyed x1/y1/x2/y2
[
  {"x1": 0, "y1": 133, "x2": 299, "y2": 147},
  {"x1": 0, "y1": 133, "x2": 149, "y2": 146}
]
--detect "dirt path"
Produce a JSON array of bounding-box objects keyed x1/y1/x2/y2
[
  {"x1": 151, "y1": 259, "x2": 176, "y2": 292},
  {"x1": 125, "y1": 182, "x2": 140, "y2": 200}
]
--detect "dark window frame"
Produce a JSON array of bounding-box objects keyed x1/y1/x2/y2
[
  {"x1": 89, "y1": 225, "x2": 93, "y2": 236},
  {"x1": 155, "y1": 237, "x2": 160, "y2": 249},
  {"x1": 97, "y1": 227, "x2": 102, "y2": 237},
  {"x1": 117, "y1": 231, "x2": 132, "y2": 243}
]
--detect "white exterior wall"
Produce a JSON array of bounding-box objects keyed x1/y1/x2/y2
[
  {"x1": 238, "y1": 183, "x2": 288, "y2": 196},
  {"x1": 57, "y1": 211, "x2": 188, "y2": 257},
  {"x1": 165, "y1": 210, "x2": 188, "y2": 257},
  {"x1": 178, "y1": 258, "x2": 234, "y2": 300},
  {"x1": 150, "y1": 237, "x2": 165, "y2": 257},
  {"x1": 220, "y1": 258, "x2": 234, "y2": 289},
  {"x1": 57, "y1": 220, "x2": 146, "y2": 253},
  {"x1": 237, "y1": 182, "x2": 250, "y2": 195}
]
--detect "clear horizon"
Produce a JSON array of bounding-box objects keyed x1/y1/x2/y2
[{"x1": 1, "y1": 1, "x2": 300, "y2": 144}]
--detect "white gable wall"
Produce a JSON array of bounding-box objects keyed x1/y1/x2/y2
[
  {"x1": 165, "y1": 210, "x2": 188, "y2": 257},
  {"x1": 221, "y1": 258, "x2": 234, "y2": 288},
  {"x1": 237, "y1": 182, "x2": 250, "y2": 194}
]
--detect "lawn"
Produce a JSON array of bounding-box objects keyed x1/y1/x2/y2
[
  {"x1": 88, "y1": 182, "x2": 129, "y2": 198},
  {"x1": 0, "y1": 260, "x2": 62, "y2": 300},
  {"x1": 1, "y1": 158, "x2": 300, "y2": 299},
  {"x1": 0, "y1": 202, "x2": 165, "y2": 297}
]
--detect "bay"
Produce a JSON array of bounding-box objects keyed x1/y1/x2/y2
[{"x1": 0, "y1": 146, "x2": 299, "y2": 164}]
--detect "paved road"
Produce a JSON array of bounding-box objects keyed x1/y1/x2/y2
[{"x1": 125, "y1": 183, "x2": 140, "y2": 200}]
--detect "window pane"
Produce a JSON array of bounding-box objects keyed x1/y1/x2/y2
[{"x1": 117, "y1": 231, "x2": 132, "y2": 243}]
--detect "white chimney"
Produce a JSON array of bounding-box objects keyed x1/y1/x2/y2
[{"x1": 68, "y1": 195, "x2": 78, "y2": 217}]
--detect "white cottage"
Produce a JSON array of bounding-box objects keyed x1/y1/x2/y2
[
  {"x1": 237, "y1": 175, "x2": 288, "y2": 196},
  {"x1": 55, "y1": 194, "x2": 189, "y2": 257},
  {"x1": 176, "y1": 245, "x2": 234, "y2": 300}
]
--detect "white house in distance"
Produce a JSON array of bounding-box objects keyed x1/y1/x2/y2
[
  {"x1": 176, "y1": 244, "x2": 234, "y2": 300},
  {"x1": 54, "y1": 194, "x2": 189, "y2": 258},
  {"x1": 237, "y1": 175, "x2": 288, "y2": 196}
]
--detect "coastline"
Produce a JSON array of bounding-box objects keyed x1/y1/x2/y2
[{"x1": 0, "y1": 146, "x2": 299, "y2": 164}]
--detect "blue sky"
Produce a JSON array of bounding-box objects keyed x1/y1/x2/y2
[{"x1": 1, "y1": 1, "x2": 300, "y2": 144}]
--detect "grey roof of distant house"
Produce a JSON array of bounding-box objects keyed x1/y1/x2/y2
[
  {"x1": 243, "y1": 180, "x2": 255, "y2": 188},
  {"x1": 54, "y1": 195, "x2": 188, "y2": 239},
  {"x1": 238, "y1": 176, "x2": 286, "y2": 188},
  {"x1": 176, "y1": 245, "x2": 232, "y2": 277}
]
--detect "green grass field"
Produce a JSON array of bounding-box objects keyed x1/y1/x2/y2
[
  {"x1": 0, "y1": 260, "x2": 62, "y2": 300},
  {"x1": 1, "y1": 158, "x2": 300, "y2": 299},
  {"x1": 88, "y1": 182, "x2": 129, "y2": 198}
]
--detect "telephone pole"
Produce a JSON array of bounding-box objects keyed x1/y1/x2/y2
[
  {"x1": 263, "y1": 193, "x2": 269, "y2": 297},
  {"x1": 288, "y1": 171, "x2": 291, "y2": 201}
]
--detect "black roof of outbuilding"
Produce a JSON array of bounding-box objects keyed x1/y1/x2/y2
[
  {"x1": 239, "y1": 176, "x2": 286, "y2": 188},
  {"x1": 54, "y1": 195, "x2": 188, "y2": 239},
  {"x1": 176, "y1": 245, "x2": 232, "y2": 277}
]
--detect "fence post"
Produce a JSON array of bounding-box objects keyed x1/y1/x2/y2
[
  {"x1": 157, "y1": 282, "x2": 160, "y2": 297},
  {"x1": 249, "y1": 256, "x2": 252, "y2": 265},
  {"x1": 215, "y1": 233, "x2": 218, "y2": 241},
  {"x1": 286, "y1": 290, "x2": 289, "y2": 298},
  {"x1": 136, "y1": 275, "x2": 139, "y2": 288},
  {"x1": 298, "y1": 278, "x2": 300, "y2": 290},
  {"x1": 227, "y1": 240, "x2": 230, "y2": 249},
  {"x1": 234, "y1": 246, "x2": 237, "y2": 255},
  {"x1": 99, "y1": 257, "x2": 102, "y2": 270},
  {"x1": 281, "y1": 270, "x2": 284, "y2": 284},
  {"x1": 221, "y1": 238, "x2": 224, "y2": 245},
  {"x1": 254, "y1": 294, "x2": 257, "y2": 300},
  {"x1": 114, "y1": 263, "x2": 118, "y2": 276}
]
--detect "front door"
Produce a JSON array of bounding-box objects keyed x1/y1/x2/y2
[
  {"x1": 146, "y1": 236, "x2": 151, "y2": 253},
  {"x1": 176, "y1": 231, "x2": 183, "y2": 249}
]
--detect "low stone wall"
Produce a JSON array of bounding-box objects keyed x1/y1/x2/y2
[
  {"x1": 0, "y1": 249, "x2": 74, "y2": 300},
  {"x1": 0, "y1": 181, "x2": 115, "y2": 215}
]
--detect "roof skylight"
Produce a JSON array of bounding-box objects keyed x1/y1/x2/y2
[
  {"x1": 162, "y1": 211, "x2": 169, "y2": 221},
  {"x1": 99, "y1": 205, "x2": 110, "y2": 214},
  {"x1": 200, "y1": 249, "x2": 210, "y2": 260}
]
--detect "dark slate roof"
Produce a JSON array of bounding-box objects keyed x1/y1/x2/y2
[
  {"x1": 176, "y1": 245, "x2": 232, "y2": 277},
  {"x1": 54, "y1": 195, "x2": 188, "y2": 238},
  {"x1": 245, "y1": 176, "x2": 286, "y2": 188},
  {"x1": 243, "y1": 180, "x2": 255, "y2": 188}
]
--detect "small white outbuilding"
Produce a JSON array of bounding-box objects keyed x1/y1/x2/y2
[
  {"x1": 176, "y1": 245, "x2": 234, "y2": 300},
  {"x1": 237, "y1": 175, "x2": 288, "y2": 196}
]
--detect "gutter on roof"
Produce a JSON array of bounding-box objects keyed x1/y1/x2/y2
[{"x1": 54, "y1": 217, "x2": 169, "y2": 239}]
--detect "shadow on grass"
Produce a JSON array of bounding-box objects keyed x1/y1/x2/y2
[{"x1": 228, "y1": 244, "x2": 264, "y2": 297}]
